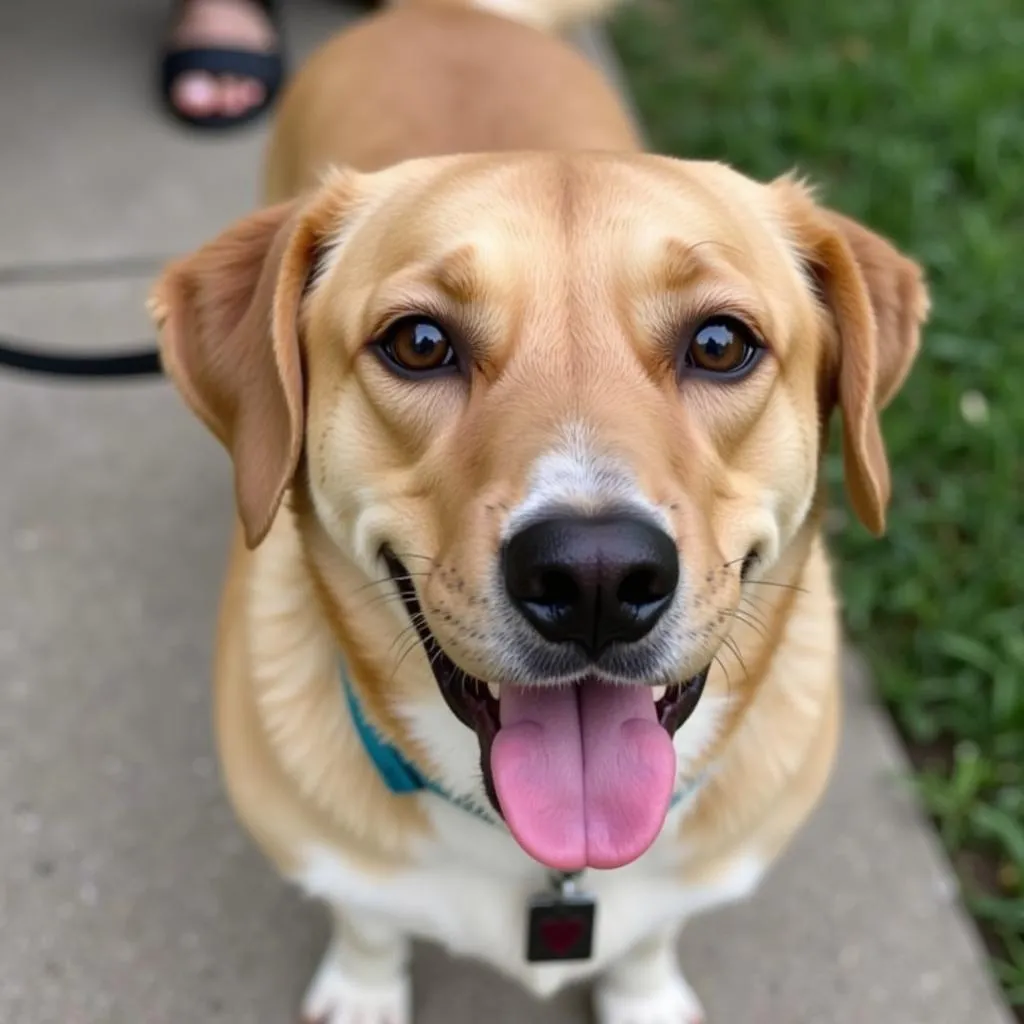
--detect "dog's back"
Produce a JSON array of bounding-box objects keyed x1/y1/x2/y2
[{"x1": 264, "y1": 0, "x2": 639, "y2": 200}]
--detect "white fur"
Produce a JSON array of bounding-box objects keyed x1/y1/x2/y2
[
  {"x1": 454, "y1": 0, "x2": 627, "y2": 33},
  {"x1": 296, "y1": 794, "x2": 764, "y2": 1004},
  {"x1": 595, "y1": 972, "x2": 706, "y2": 1024},
  {"x1": 595, "y1": 927, "x2": 707, "y2": 1024},
  {"x1": 303, "y1": 951, "x2": 411, "y2": 1024},
  {"x1": 504, "y1": 422, "x2": 669, "y2": 539}
]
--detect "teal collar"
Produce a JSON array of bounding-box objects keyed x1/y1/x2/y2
[
  {"x1": 341, "y1": 665, "x2": 703, "y2": 825},
  {"x1": 341, "y1": 667, "x2": 500, "y2": 824}
]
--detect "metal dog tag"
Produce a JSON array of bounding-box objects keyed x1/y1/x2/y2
[{"x1": 526, "y1": 872, "x2": 596, "y2": 963}]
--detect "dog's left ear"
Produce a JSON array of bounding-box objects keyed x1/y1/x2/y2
[{"x1": 774, "y1": 177, "x2": 930, "y2": 535}]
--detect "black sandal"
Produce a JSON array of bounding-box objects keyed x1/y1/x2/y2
[{"x1": 159, "y1": 0, "x2": 285, "y2": 131}]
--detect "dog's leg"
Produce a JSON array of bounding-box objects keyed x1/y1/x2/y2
[
  {"x1": 594, "y1": 925, "x2": 705, "y2": 1024},
  {"x1": 302, "y1": 907, "x2": 412, "y2": 1024}
]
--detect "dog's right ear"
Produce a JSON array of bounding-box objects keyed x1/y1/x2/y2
[{"x1": 148, "y1": 179, "x2": 354, "y2": 548}]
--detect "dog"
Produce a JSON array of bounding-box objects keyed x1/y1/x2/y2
[{"x1": 148, "y1": 0, "x2": 929, "y2": 1020}]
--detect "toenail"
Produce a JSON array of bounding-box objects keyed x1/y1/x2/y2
[{"x1": 173, "y1": 73, "x2": 218, "y2": 113}]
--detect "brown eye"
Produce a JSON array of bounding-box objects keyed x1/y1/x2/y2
[
  {"x1": 378, "y1": 317, "x2": 458, "y2": 377},
  {"x1": 685, "y1": 317, "x2": 762, "y2": 377}
]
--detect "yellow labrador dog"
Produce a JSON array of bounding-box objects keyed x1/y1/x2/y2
[{"x1": 149, "y1": 0, "x2": 928, "y2": 1020}]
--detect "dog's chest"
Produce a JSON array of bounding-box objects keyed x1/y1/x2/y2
[{"x1": 296, "y1": 795, "x2": 765, "y2": 998}]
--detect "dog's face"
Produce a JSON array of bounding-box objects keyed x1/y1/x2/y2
[{"x1": 151, "y1": 153, "x2": 927, "y2": 872}]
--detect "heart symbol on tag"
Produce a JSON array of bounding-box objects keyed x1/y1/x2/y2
[
  {"x1": 526, "y1": 890, "x2": 596, "y2": 963},
  {"x1": 539, "y1": 914, "x2": 584, "y2": 956}
]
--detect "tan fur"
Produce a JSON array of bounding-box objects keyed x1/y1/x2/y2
[{"x1": 149, "y1": 0, "x2": 928, "y2": 1015}]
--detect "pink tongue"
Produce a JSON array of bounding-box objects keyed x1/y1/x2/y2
[{"x1": 491, "y1": 681, "x2": 676, "y2": 871}]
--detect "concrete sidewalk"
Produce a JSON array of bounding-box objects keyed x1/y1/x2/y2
[{"x1": 0, "y1": 2, "x2": 1012, "y2": 1022}]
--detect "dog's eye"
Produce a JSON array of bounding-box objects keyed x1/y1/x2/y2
[
  {"x1": 684, "y1": 317, "x2": 762, "y2": 377},
  {"x1": 378, "y1": 317, "x2": 458, "y2": 376}
]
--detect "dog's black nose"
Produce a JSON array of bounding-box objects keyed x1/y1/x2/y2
[{"x1": 503, "y1": 515, "x2": 679, "y2": 657}]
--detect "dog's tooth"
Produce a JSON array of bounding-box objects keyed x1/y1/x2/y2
[
  {"x1": 652, "y1": 685, "x2": 668, "y2": 701},
  {"x1": 487, "y1": 683, "x2": 501, "y2": 701}
]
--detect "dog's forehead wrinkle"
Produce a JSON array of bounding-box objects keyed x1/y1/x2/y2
[
  {"x1": 431, "y1": 244, "x2": 487, "y2": 304},
  {"x1": 617, "y1": 160, "x2": 801, "y2": 268}
]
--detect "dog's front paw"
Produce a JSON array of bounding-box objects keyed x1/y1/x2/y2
[
  {"x1": 301, "y1": 955, "x2": 411, "y2": 1024},
  {"x1": 594, "y1": 971, "x2": 706, "y2": 1024}
]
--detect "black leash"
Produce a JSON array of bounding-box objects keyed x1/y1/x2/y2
[
  {"x1": 0, "y1": 254, "x2": 170, "y2": 379},
  {"x1": 0, "y1": 338, "x2": 163, "y2": 378}
]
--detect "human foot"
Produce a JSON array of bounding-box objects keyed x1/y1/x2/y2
[{"x1": 161, "y1": 0, "x2": 282, "y2": 127}]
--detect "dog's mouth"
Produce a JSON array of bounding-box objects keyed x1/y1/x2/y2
[{"x1": 383, "y1": 550, "x2": 710, "y2": 872}]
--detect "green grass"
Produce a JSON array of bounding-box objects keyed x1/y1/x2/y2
[{"x1": 611, "y1": 0, "x2": 1024, "y2": 1008}]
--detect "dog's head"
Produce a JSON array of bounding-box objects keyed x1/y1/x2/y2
[{"x1": 151, "y1": 153, "x2": 927, "y2": 871}]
